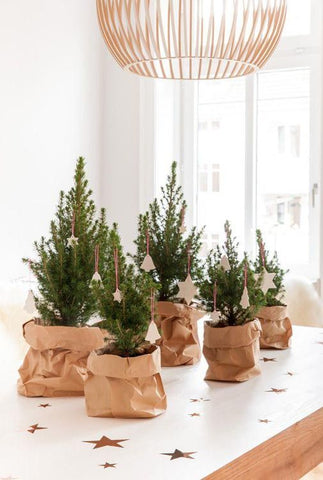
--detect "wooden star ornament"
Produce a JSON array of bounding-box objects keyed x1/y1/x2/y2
[
  {"x1": 67, "y1": 235, "x2": 79, "y2": 247},
  {"x1": 28, "y1": 424, "x2": 47, "y2": 434},
  {"x1": 112, "y1": 288, "x2": 123, "y2": 303},
  {"x1": 177, "y1": 274, "x2": 197, "y2": 305},
  {"x1": 161, "y1": 449, "x2": 196, "y2": 460},
  {"x1": 255, "y1": 269, "x2": 276, "y2": 294},
  {"x1": 100, "y1": 462, "x2": 116, "y2": 469},
  {"x1": 83, "y1": 436, "x2": 128, "y2": 449}
]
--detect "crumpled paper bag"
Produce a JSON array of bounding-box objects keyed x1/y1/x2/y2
[
  {"x1": 83, "y1": 345, "x2": 167, "y2": 418},
  {"x1": 203, "y1": 319, "x2": 262, "y2": 382},
  {"x1": 155, "y1": 302, "x2": 204, "y2": 367},
  {"x1": 257, "y1": 306, "x2": 292, "y2": 349},
  {"x1": 17, "y1": 320, "x2": 105, "y2": 397}
]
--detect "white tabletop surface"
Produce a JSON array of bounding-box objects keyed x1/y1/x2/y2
[{"x1": 0, "y1": 323, "x2": 322, "y2": 480}]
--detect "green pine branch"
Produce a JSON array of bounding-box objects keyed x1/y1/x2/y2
[
  {"x1": 23, "y1": 157, "x2": 109, "y2": 326},
  {"x1": 132, "y1": 161, "x2": 204, "y2": 301}
]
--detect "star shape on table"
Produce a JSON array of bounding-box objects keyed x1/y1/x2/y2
[
  {"x1": 83, "y1": 436, "x2": 128, "y2": 449},
  {"x1": 161, "y1": 449, "x2": 196, "y2": 460},
  {"x1": 266, "y1": 388, "x2": 287, "y2": 394},
  {"x1": 254, "y1": 269, "x2": 276, "y2": 294},
  {"x1": 67, "y1": 235, "x2": 79, "y2": 247},
  {"x1": 189, "y1": 413, "x2": 200, "y2": 417},
  {"x1": 38, "y1": 403, "x2": 51, "y2": 408},
  {"x1": 177, "y1": 274, "x2": 197, "y2": 305},
  {"x1": 28, "y1": 424, "x2": 47, "y2": 434},
  {"x1": 261, "y1": 357, "x2": 277, "y2": 363},
  {"x1": 112, "y1": 288, "x2": 123, "y2": 303},
  {"x1": 99, "y1": 462, "x2": 117, "y2": 469},
  {"x1": 258, "y1": 419, "x2": 271, "y2": 424}
]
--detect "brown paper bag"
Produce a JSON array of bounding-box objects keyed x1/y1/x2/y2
[
  {"x1": 156, "y1": 302, "x2": 204, "y2": 367},
  {"x1": 203, "y1": 319, "x2": 262, "y2": 382},
  {"x1": 83, "y1": 345, "x2": 167, "y2": 418},
  {"x1": 257, "y1": 306, "x2": 292, "y2": 349},
  {"x1": 17, "y1": 320, "x2": 105, "y2": 397}
]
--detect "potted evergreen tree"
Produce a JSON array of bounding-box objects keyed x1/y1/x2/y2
[
  {"x1": 132, "y1": 162, "x2": 204, "y2": 367},
  {"x1": 199, "y1": 221, "x2": 264, "y2": 382},
  {"x1": 18, "y1": 157, "x2": 106, "y2": 397},
  {"x1": 254, "y1": 229, "x2": 292, "y2": 349},
  {"x1": 85, "y1": 224, "x2": 167, "y2": 418}
]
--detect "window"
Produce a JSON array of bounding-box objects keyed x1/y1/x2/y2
[{"x1": 152, "y1": 0, "x2": 322, "y2": 280}]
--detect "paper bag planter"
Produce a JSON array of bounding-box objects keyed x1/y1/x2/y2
[
  {"x1": 254, "y1": 229, "x2": 292, "y2": 350},
  {"x1": 203, "y1": 320, "x2": 262, "y2": 382},
  {"x1": 156, "y1": 302, "x2": 204, "y2": 367},
  {"x1": 18, "y1": 320, "x2": 105, "y2": 397},
  {"x1": 257, "y1": 306, "x2": 292, "y2": 349},
  {"x1": 199, "y1": 222, "x2": 264, "y2": 382},
  {"x1": 83, "y1": 344, "x2": 166, "y2": 418}
]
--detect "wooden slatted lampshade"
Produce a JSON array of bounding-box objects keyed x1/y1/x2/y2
[{"x1": 96, "y1": 0, "x2": 287, "y2": 80}]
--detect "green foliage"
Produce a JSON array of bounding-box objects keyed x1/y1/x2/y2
[
  {"x1": 23, "y1": 157, "x2": 109, "y2": 326},
  {"x1": 132, "y1": 161, "x2": 204, "y2": 301},
  {"x1": 254, "y1": 229, "x2": 287, "y2": 307},
  {"x1": 199, "y1": 221, "x2": 264, "y2": 326},
  {"x1": 93, "y1": 224, "x2": 155, "y2": 356}
]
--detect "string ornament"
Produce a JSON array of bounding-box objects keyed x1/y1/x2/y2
[
  {"x1": 145, "y1": 288, "x2": 161, "y2": 343},
  {"x1": 240, "y1": 263, "x2": 250, "y2": 309},
  {"x1": 91, "y1": 245, "x2": 102, "y2": 283},
  {"x1": 67, "y1": 212, "x2": 78, "y2": 247},
  {"x1": 112, "y1": 247, "x2": 123, "y2": 303},
  {"x1": 140, "y1": 229, "x2": 156, "y2": 272},
  {"x1": 179, "y1": 207, "x2": 186, "y2": 234},
  {"x1": 177, "y1": 246, "x2": 197, "y2": 305},
  {"x1": 210, "y1": 282, "x2": 221, "y2": 323}
]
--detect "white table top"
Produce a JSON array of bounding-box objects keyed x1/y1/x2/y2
[{"x1": 0, "y1": 324, "x2": 322, "y2": 480}]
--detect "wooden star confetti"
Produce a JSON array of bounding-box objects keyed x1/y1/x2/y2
[
  {"x1": 266, "y1": 388, "x2": 287, "y2": 394},
  {"x1": 286, "y1": 372, "x2": 294, "y2": 376},
  {"x1": 28, "y1": 424, "x2": 47, "y2": 434},
  {"x1": 254, "y1": 269, "x2": 276, "y2": 294},
  {"x1": 83, "y1": 436, "x2": 128, "y2": 449},
  {"x1": 38, "y1": 403, "x2": 51, "y2": 408},
  {"x1": 99, "y1": 462, "x2": 117, "y2": 469},
  {"x1": 177, "y1": 274, "x2": 197, "y2": 305},
  {"x1": 261, "y1": 357, "x2": 277, "y2": 362},
  {"x1": 258, "y1": 419, "x2": 271, "y2": 423},
  {"x1": 161, "y1": 449, "x2": 196, "y2": 460},
  {"x1": 189, "y1": 413, "x2": 200, "y2": 417},
  {"x1": 190, "y1": 398, "x2": 210, "y2": 402}
]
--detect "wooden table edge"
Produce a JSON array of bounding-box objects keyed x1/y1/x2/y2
[{"x1": 202, "y1": 407, "x2": 323, "y2": 480}]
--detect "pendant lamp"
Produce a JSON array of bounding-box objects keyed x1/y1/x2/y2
[{"x1": 96, "y1": 0, "x2": 287, "y2": 80}]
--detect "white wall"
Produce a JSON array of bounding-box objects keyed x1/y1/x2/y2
[{"x1": 0, "y1": 0, "x2": 105, "y2": 285}]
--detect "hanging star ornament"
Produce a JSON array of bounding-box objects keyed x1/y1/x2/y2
[
  {"x1": 113, "y1": 288, "x2": 123, "y2": 303},
  {"x1": 67, "y1": 235, "x2": 79, "y2": 247},
  {"x1": 140, "y1": 254, "x2": 156, "y2": 272},
  {"x1": 179, "y1": 224, "x2": 186, "y2": 234},
  {"x1": 83, "y1": 436, "x2": 128, "y2": 449},
  {"x1": 100, "y1": 462, "x2": 117, "y2": 469},
  {"x1": 220, "y1": 255, "x2": 231, "y2": 271},
  {"x1": 162, "y1": 449, "x2": 196, "y2": 460},
  {"x1": 27, "y1": 424, "x2": 47, "y2": 434},
  {"x1": 177, "y1": 274, "x2": 197, "y2": 305},
  {"x1": 255, "y1": 268, "x2": 276, "y2": 295},
  {"x1": 24, "y1": 289, "x2": 37, "y2": 314},
  {"x1": 240, "y1": 286, "x2": 250, "y2": 309}
]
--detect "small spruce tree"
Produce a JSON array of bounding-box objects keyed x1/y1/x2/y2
[
  {"x1": 23, "y1": 157, "x2": 108, "y2": 327},
  {"x1": 254, "y1": 229, "x2": 287, "y2": 307},
  {"x1": 132, "y1": 161, "x2": 204, "y2": 301},
  {"x1": 199, "y1": 221, "x2": 264, "y2": 326},
  {"x1": 93, "y1": 224, "x2": 155, "y2": 357}
]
